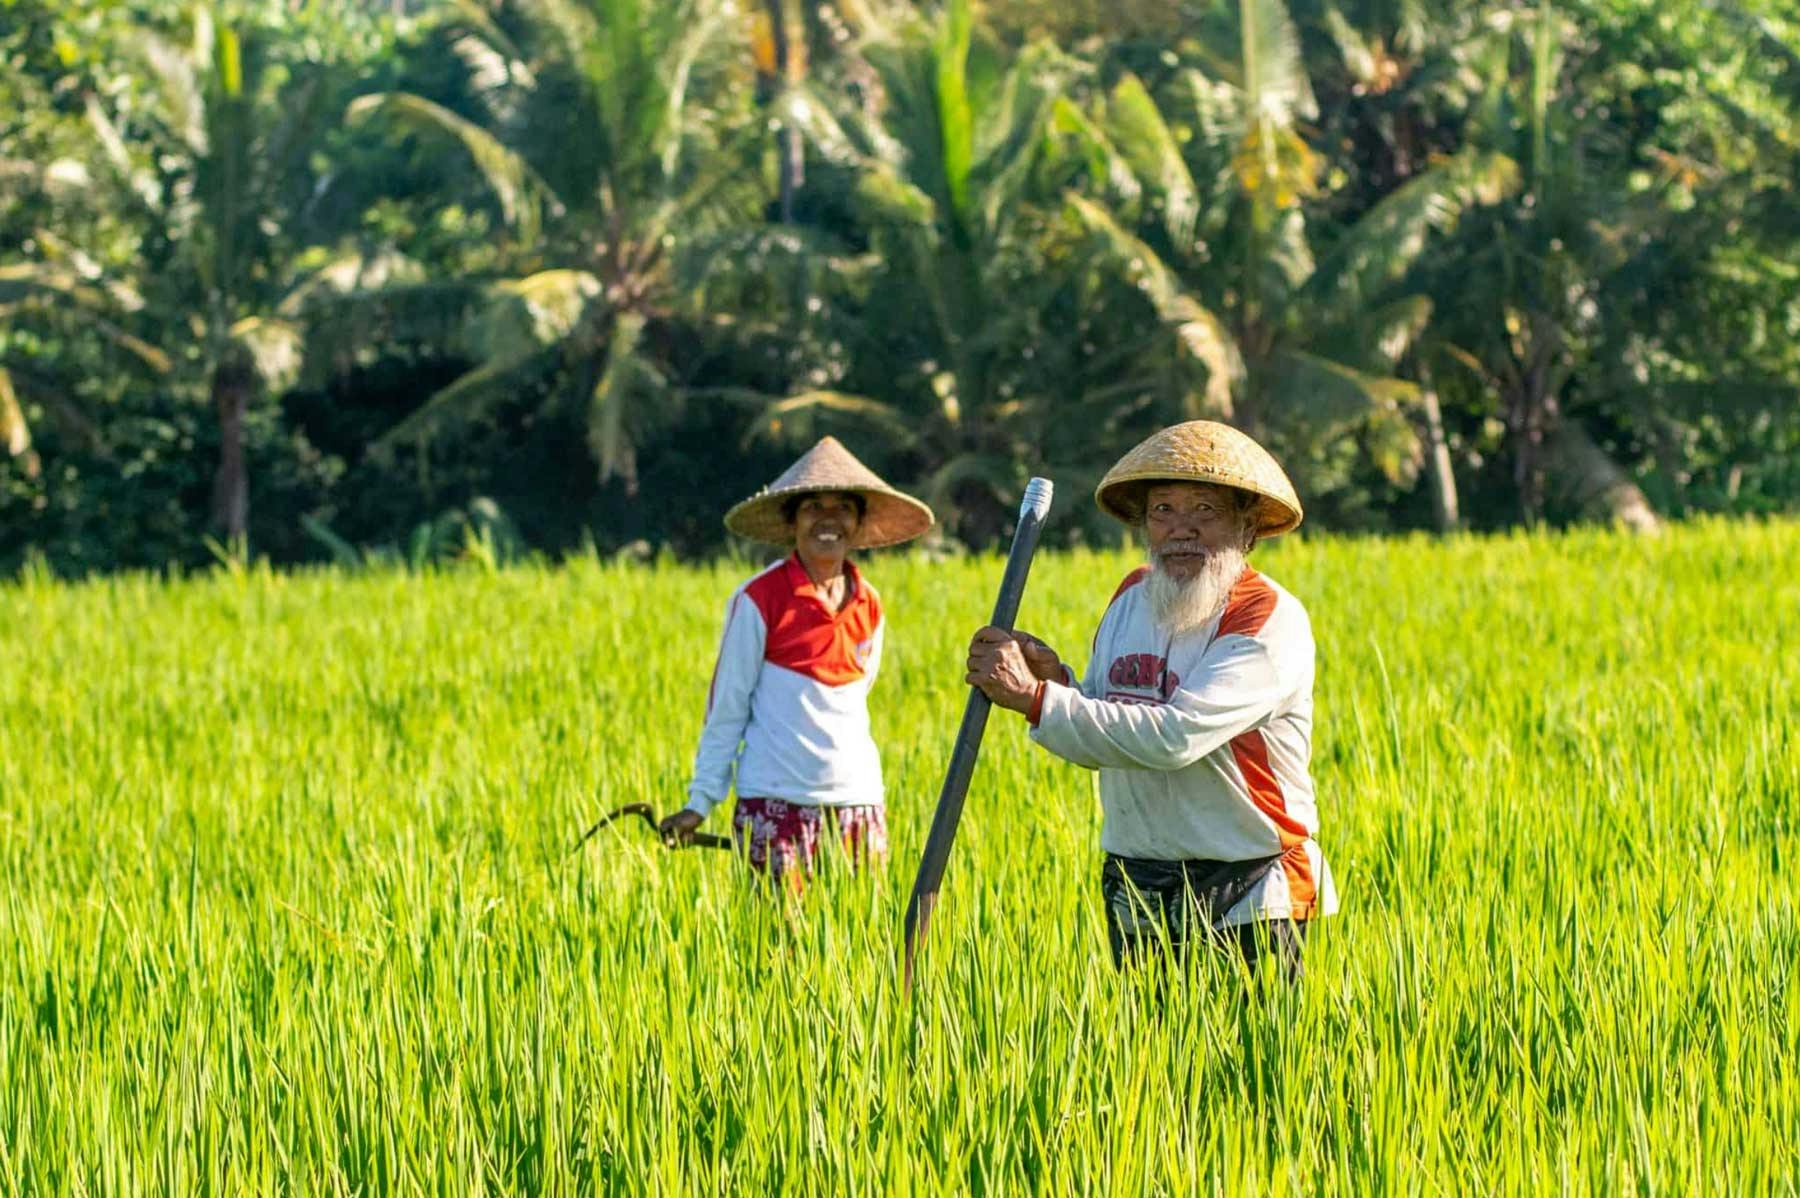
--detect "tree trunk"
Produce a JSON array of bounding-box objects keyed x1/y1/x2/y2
[
  {"x1": 1544, "y1": 420, "x2": 1660, "y2": 534},
  {"x1": 1507, "y1": 312, "x2": 1564, "y2": 525},
  {"x1": 1418, "y1": 375, "x2": 1459, "y2": 532},
  {"x1": 211, "y1": 362, "x2": 254, "y2": 540},
  {"x1": 767, "y1": 0, "x2": 803, "y2": 223}
]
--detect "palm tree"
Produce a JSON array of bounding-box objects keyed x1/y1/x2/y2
[
  {"x1": 1414, "y1": 5, "x2": 1664, "y2": 529},
  {"x1": 1058, "y1": 0, "x2": 1517, "y2": 515},
  {"x1": 1299, "y1": 0, "x2": 1487, "y2": 529},
  {"x1": 741, "y1": 0, "x2": 1115, "y2": 541},
  {"x1": 345, "y1": 0, "x2": 762, "y2": 496},
  {"x1": 70, "y1": 3, "x2": 357, "y2": 541}
]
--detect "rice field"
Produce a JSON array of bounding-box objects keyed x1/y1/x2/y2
[{"x1": 1, "y1": 518, "x2": 1797, "y2": 1194}]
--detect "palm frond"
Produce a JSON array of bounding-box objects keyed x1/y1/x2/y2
[
  {"x1": 1065, "y1": 193, "x2": 1243, "y2": 415},
  {"x1": 1103, "y1": 74, "x2": 1201, "y2": 249},
  {"x1": 228, "y1": 316, "x2": 303, "y2": 392},
  {"x1": 0, "y1": 262, "x2": 108, "y2": 310},
  {"x1": 1311, "y1": 148, "x2": 1520, "y2": 314},
  {"x1": 589, "y1": 311, "x2": 657, "y2": 486},
  {"x1": 1320, "y1": 4, "x2": 1379, "y2": 87},
  {"x1": 856, "y1": 167, "x2": 940, "y2": 229},
  {"x1": 732, "y1": 390, "x2": 915, "y2": 450},
  {"x1": 83, "y1": 94, "x2": 162, "y2": 216},
  {"x1": 934, "y1": 0, "x2": 977, "y2": 227},
  {"x1": 277, "y1": 249, "x2": 426, "y2": 318},
  {"x1": 429, "y1": 0, "x2": 531, "y2": 69},
  {"x1": 776, "y1": 83, "x2": 874, "y2": 168},
  {"x1": 1393, "y1": 0, "x2": 1433, "y2": 56},
  {"x1": 0, "y1": 263, "x2": 171, "y2": 373},
  {"x1": 466, "y1": 269, "x2": 604, "y2": 363},
  {"x1": 674, "y1": 226, "x2": 872, "y2": 316},
  {"x1": 258, "y1": 68, "x2": 331, "y2": 213},
  {"x1": 1361, "y1": 401, "x2": 1426, "y2": 485},
  {"x1": 376, "y1": 345, "x2": 562, "y2": 449},
  {"x1": 296, "y1": 278, "x2": 492, "y2": 382},
  {"x1": 521, "y1": 0, "x2": 599, "y2": 66},
  {"x1": 919, "y1": 451, "x2": 1019, "y2": 522},
  {"x1": 1048, "y1": 98, "x2": 1144, "y2": 209},
  {"x1": 1181, "y1": 68, "x2": 1248, "y2": 156},
  {"x1": 1313, "y1": 294, "x2": 1438, "y2": 373},
  {"x1": 140, "y1": 31, "x2": 207, "y2": 153},
  {"x1": 973, "y1": 44, "x2": 1072, "y2": 234},
  {"x1": 346, "y1": 92, "x2": 554, "y2": 240},
  {"x1": 14, "y1": 228, "x2": 101, "y2": 281},
  {"x1": 1263, "y1": 206, "x2": 1315, "y2": 292},
  {"x1": 1239, "y1": 0, "x2": 1317, "y2": 126},
  {"x1": 1268, "y1": 349, "x2": 1421, "y2": 440},
  {"x1": 656, "y1": 0, "x2": 740, "y2": 182},
  {"x1": 1, "y1": 363, "x2": 106, "y2": 454},
  {"x1": 448, "y1": 30, "x2": 532, "y2": 128}
]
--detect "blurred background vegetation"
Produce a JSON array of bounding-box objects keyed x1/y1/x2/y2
[{"x1": 1, "y1": 0, "x2": 1795, "y2": 572}]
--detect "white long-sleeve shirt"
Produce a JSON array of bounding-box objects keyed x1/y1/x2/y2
[
  {"x1": 1029, "y1": 564, "x2": 1337, "y2": 926},
  {"x1": 684, "y1": 555, "x2": 886, "y2": 818}
]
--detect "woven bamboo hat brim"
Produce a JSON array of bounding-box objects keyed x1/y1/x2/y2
[
  {"x1": 1095, "y1": 421, "x2": 1303, "y2": 537},
  {"x1": 724, "y1": 436, "x2": 935, "y2": 549}
]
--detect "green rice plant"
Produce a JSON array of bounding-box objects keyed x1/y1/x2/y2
[{"x1": 0, "y1": 518, "x2": 1795, "y2": 1194}]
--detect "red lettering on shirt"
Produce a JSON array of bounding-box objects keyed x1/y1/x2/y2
[{"x1": 1105, "y1": 652, "x2": 1180, "y2": 702}]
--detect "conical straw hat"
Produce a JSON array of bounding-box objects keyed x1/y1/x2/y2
[
  {"x1": 725, "y1": 436, "x2": 935, "y2": 549},
  {"x1": 1095, "y1": 421, "x2": 1303, "y2": 537}
]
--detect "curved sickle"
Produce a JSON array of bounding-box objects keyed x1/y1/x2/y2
[{"x1": 572, "y1": 802, "x2": 734, "y2": 854}]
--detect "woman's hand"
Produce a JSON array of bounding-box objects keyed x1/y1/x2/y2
[
  {"x1": 658, "y1": 809, "x2": 703, "y2": 847},
  {"x1": 965, "y1": 626, "x2": 1044, "y2": 714}
]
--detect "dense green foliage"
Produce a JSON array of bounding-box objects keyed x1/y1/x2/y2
[
  {"x1": 2, "y1": 522, "x2": 1796, "y2": 1190},
  {"x1": 2, "y1": 0, "x2": 1797, "y2": 572}
]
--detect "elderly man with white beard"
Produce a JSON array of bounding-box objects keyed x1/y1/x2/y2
[{"x1": 965, "y1": 422, "x2": 1336, "y2": 978}]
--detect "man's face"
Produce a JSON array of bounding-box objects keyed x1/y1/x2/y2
[
  {"x1": 1144, "y1": 482, "x2": 1251, "y2": 580},
  {"x1": 792, "y1": 492, "x2": 863, "y2": 558}
]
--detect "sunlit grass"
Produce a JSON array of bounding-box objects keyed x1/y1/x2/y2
[{"x1": 1, "y1": 518, "x2": 1796, "y2": 1193}]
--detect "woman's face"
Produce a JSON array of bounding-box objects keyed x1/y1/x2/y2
[{"x1": 792, "y1": 492, "x2": 863, "y2": 559}]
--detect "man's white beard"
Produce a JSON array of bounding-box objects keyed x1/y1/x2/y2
[{"x1": 1146, "y1": 546, "x2": 1247, "y2": 637}]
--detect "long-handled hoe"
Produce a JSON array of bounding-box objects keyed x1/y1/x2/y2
[{"x1": 901, "y1": 478, "x2": 1053, "y2": 988}]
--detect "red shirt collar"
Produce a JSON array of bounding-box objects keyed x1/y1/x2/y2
[{"x1": 785, "y1": 552, "x2": 861, "y2": 608}]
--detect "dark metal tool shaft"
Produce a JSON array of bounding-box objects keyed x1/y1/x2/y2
[{"x1": 902, "y1": 478, "x2": 1053, "y2": 988}]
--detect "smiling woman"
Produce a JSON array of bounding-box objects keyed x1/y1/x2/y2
[
  {"x1": 782, "y1": 492, "x2": 868, "y2": 611},
  {"x1": 657, "y1": 437, "x2": 936, "y2": 892}
]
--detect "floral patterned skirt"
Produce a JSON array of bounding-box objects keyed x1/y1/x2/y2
[{"x1": 731, "y1": 797, "x2": 888, "y2": 892}]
